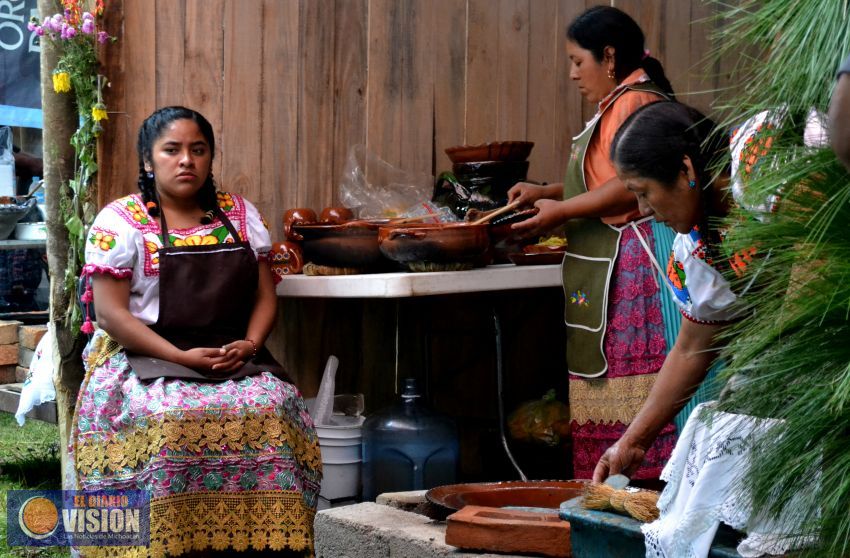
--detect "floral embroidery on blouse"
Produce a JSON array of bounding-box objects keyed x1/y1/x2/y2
[
  {"x1": 125, "y1": 198, "x2": 151, "y2": 225},
  {"x1": 666, "y1": 251, "x2": 690, "y2": 306},
  {"x1": 217, "y1": 191, "x2": 235, "y2": 211},
  {"x1": 88, "y1": 228, "x2": 117, "y2": 251}
]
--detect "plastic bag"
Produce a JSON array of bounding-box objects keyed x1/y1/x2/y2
[
  {"x1": 508, "y1": 389, "x2": 570, "y2": 447},
  {"x1": 0, "y1": 126, "x2": 15, "y2": 197},
  {"x1": 15, "y1": 327, "x2": 56, "y2": 426},
  {"x1": 339, "y1": 144, "x2": 436, "y2": 219}
]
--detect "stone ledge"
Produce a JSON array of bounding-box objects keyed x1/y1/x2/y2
[{"x1": 315, "y1": 502, "x2": 526, "y2": 558}]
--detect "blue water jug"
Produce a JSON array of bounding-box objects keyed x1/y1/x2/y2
[{"x1": 361, "y1": 378, "x2": 459, "y2": 501}]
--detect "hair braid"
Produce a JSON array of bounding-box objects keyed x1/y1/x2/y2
[
  {"x1": 198, "y1": 173, "x2": 218, "y2": 225},
  {"x1": 137, "y1": 161, "x2": 161, "y2": 217}
]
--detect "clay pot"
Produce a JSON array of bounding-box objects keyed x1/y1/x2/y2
[
  {"x1": 283, "y1": 208, "x2": 318, "y2": 241},
  {"x1": 269, "y1": 241, "x2": 305, "y2": 276},
  {"x1": 377, "y1": 223, "x2": 490, "y2": 265},
  {"x1": 292, "y1": 221, "x2": 385, "y2": 268},
  {"x1": 319, "y1": 206, "x2": 354, "y2": 224},
  {"x1": 445, "y1": 141, "x2": 535, "y2": 164}
]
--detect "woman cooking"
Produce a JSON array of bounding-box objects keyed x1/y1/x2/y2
[
  {"x1": 510, "y1": 6, "x2": 680, "y2": 479},
  {"x1": 71, "y1": 106, "x2": 321, "y2": 557}
]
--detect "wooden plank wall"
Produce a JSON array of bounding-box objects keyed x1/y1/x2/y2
[
  {"x1": 98, "y1": 0, "x2": 735, "y2": 400},
  {"x1": 99, "y1": 0, "x2": 731, "y2": 230}
]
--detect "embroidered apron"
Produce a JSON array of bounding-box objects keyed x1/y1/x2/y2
[
  {"x1": 126, "y1": 206, "x2": 287, "y2": 381},
  {"x1": 562, "y1": 82, "x2": 667, "y2": 378}
]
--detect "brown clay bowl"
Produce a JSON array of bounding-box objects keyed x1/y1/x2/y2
[
  {"x1": 426, "y1": 479, "x2": 589, "y2": 511},
  {"x1": 377, "y1": 222, "x2": 490, "y2": 265},
  {"x1": 445, "y1": 141, "x2": 535, "y2": 164},
  {"x1": 292, "y1": 221, "x2": 385, "y2": 268}
]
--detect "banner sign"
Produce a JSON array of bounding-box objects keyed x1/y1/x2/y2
[
  {"x1": 0, "y1": 0, "x2": 43, "y2": 127},
  {"x1": 6, "y1": 490, "x2": 151, "y2": 547}
]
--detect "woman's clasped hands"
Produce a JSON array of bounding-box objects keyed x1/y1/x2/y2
[{"x1": 178, "y1": 340, "x2": 254, "y2": 373}]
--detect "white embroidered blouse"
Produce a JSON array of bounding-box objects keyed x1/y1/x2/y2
[{"x1": 82, "y1": 192, "x2": 271, "y2": 325}]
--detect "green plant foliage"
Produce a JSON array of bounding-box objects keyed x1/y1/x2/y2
[
  {"x1": 709, "y1": 1, "x2": 850, "y2": 554},
  {"x1": 30, "y1": 3, "x2": 113, "y2": 332}
]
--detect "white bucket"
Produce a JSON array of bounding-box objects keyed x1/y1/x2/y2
[
  {"x1": 319, "y1": 439, "x2": 361, "y2": 462},
  {"x1": 316, "y1": 415, "x2": 364, "y2": 500}
]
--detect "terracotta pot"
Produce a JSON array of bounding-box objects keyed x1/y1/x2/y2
[
  {"x1": 283, "y1": 208, "x2": 318, "y2": 241},
  {"x1": 269, "y1": 241, "x2": 305, "y2": 276},
  {"x1": 292, "y1": 221, "x2": 386, "y2": 268},
  {"x1": 427, "y1": 480, "x2": 589, "y2": 511},
  {"x1": 445, "y1": 141, "x2": 535, "y2": 164},
  {"x1": 377, "y1": 222, "x2": 490, "y2": 265},
  {"x1": 319, "y1": 206, "x2": 354, "y2": 224}
]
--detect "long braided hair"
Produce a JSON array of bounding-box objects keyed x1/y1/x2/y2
[
  {"x1": 567, "y1": 6, "x2": 675, "y2": 99},
  {"x1": 137, "y1": 106, "x2": 219, "y2": 224}
]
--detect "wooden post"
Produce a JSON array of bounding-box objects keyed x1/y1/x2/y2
[{"x1": 38, "y1": 0, "x2": 87, "y2": 480}]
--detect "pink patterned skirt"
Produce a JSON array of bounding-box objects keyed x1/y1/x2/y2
[
  {"x1": 569, "y1": 221, "x2": 677, "y2": 479},
  {"x1": 70, "y1": 331, "x2": 322, "y2": 557}
]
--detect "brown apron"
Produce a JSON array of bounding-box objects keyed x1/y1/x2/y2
[
  {"x1": 126, "y1": 206, "x2": 287, "y2": 382},
  {"x1": 562, "y1": 81, "x2": 667, "y2": 377}
]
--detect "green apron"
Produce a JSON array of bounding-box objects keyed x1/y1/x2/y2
[{"x1": 562, "y1": 81, "x2": 667, "y2": 378}]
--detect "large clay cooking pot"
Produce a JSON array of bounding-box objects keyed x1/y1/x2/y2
[
  {"x1": 377, "y1": 223, "x2": 490, "y2": 265},
  {"x1": 292, "y1": 221, "x2": 385, "y2": 268}
]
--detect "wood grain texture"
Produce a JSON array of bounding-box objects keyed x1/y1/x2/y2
[
  {"x1": 526, "y1": 0, "x2": 559, "y2": 182},
  {"x1": 222, "y1": 0, "x2": 263, "y2": 204},
  {"x1": 433, "y1": 0, "x2": 467, "y2": 175},
  {"x1": 154, "y1": 0, "x2": 185, "y2": 107}
]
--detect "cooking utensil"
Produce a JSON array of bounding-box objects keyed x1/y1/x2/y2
[
  {"x1": 377, "y1": 222, "x2": 490, "y2": 266},
  {"x1": 471, "y1": 199, "x2": 522, "y2": 225}
]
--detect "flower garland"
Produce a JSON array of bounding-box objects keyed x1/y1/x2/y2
[{"x1": 28, "y1": 0, "x2": 114, "y2": 333}]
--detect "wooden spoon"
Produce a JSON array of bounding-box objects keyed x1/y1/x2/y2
[{"x1": 470, "y1": 199, "x2": 523, "y2": 226}]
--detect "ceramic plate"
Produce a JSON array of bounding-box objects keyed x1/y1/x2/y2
[
  {"x1": 508, "y1": 251, "x2": 565, "y2": 266},
  {"x1": 426, "y1": 480, "x2": 589, "y2": 511}
]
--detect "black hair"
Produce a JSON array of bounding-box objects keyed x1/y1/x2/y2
[
  {"x1": 611, "y1": 100, "x2": 729, "y2": 248},
  {"x1": 136, "y1": 106, "x2": 218, "y2": 224},
  {"x1": 567, "y1": 6, "x2": 675, "y2": 99}
]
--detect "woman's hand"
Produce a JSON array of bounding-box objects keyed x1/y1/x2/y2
[
  {"x1": 507, "y1": 182, "x2": 562, "y2": 207},
  {"x1": 592, "y1": 439, "x2": 647, "y2": 483},
  {"x1": 510, "y1": 199, "x2": 567, "y2": 239},
  {"x1": 210, "y1": 340, "x2": 255, "y2": 373},
  {"x1": 179, "y1": 347, "x2": 230, "y2": 371}
]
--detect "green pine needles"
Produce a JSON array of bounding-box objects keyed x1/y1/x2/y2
[{"x1": 708, "y1": 1, "x2": 850, "y2": 555}]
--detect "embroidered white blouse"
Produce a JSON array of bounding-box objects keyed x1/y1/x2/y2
[{"x1": 82, "y1": 192, "x2": 271, "y2": 325}]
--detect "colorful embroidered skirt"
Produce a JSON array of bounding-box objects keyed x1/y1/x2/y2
[
  {"x1": 70, "y1": 331, "x2": 322, "y2": 557},
  {"x1": 569, "y1": 221, "x2": 677, "y2": 479}
]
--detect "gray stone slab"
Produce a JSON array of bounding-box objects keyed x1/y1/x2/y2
[{"x1": 314, "y1": 502, "x2": 526, "y2": 558}]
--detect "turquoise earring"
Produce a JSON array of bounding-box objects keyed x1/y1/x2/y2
[{"x1": 688, "y1": 180, "x2": 697, "y2": 189}]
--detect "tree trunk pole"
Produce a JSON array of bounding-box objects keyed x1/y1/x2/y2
[{"x1": 39, "y1": 0, "x2": 86, "y2": 481}]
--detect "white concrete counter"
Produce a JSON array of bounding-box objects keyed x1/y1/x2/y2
[{"x1": 275, "y1": 264, "x2": 562, "y2": 298}]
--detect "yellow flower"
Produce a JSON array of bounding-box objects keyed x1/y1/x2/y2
[
  {"x1": 91, "y1": 102, "x2": 108, "y2": 122},
  {"x1": 52, "y1": 71, "x2": 71, "y2": 93}
]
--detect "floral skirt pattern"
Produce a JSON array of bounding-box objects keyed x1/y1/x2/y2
[
  {"x1": 569, "y1": 221, "x2": 677, "y2": 479},
  {"x1": 71, "y1": 331, "x2": 322, "y2": 557}
]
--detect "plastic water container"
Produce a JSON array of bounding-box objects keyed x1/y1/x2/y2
[{"x1": 361, "y1": 378, "x2": 459, "y2": 501}]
